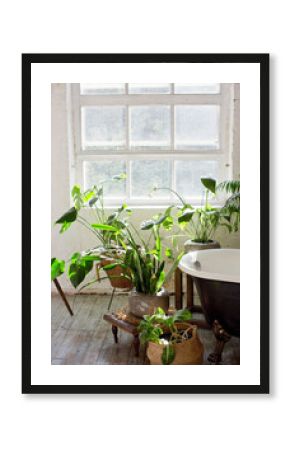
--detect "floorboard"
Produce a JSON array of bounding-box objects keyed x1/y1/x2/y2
[{"x1": 51, "y1": 293, "x2": 240, "y2": 365}]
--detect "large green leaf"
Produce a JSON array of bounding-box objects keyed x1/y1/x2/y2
[
  {"x1": 59, "y1": 222, "x2": 72, "y2": 234},
  {"x1": 67, "y1": 253, "x2": 95, "y2": 288},
  {"x1": 173, "y1": 308, "x2": 192, "y2": 322},
  {"x1": 154, "y1": 215, "x2": 167, "y2": 226},
  {"x1": 89, "y1": 197, "x2": 98, "y2": 207},
  {"x1": 161, "y1": 343, "x2": 175, "y2": 365},
  {"x1": 91, "y1": 224, "x2": 118, "y2": 232},
  {"x1": 140, "y1": 219, "x2": 155, "y2": 230},
  {"x1": 178, "y1": 210, "x2": 194, "y2": 224},
  {"x1": 51, "y1": 258, "x2": 65, "y2": 280},
  {"x1": 201, "y1": 177, "x2": 216, "y2": 194},
  {"x1": 163, "y1": 251, "x2": 184, "y2": 287},
  {"x1": 82, "y1": 259, "x2": 93, "y2": 273},
  {"x1": 55, "y1": 207, "x2": 77, "y2": 224},
  {"x1": 71, "y1": 184, "x2": 81, "y2": 198},
  {"x1": 102, "y1": 262, "x2": 119, "y2": 270},
  {"x1": 162, "y1": 216, "x2": 174, "y2": 230},
  {"x1": 80, "y1": 254, "x2": 101, "y2": 262},
  {"x1": 155, "y1": 270, "x2": 165, "y2": 292},
  {"x1": 68, "y1": 263, "x2": 86, "y2": 288}
]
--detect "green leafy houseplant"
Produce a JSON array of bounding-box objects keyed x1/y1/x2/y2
[
  {"x1": 52, "y1": 174, "x2": 132, "y2": 289},
  {"x1": 138, "y1": 307, "x2": 203, "y2": 365},
  {"x1": 216, "y1": 179, "x2": 240, "y2": 233},
  {"x1": 109, "y1": 211, "x2": 183, "y2": 295},
  {"x1": 100, "y1": 212, "x2": 183, "y2": 317},
  {"x1": 153, "y1": 177, "x2": 240, "y2": 244}
]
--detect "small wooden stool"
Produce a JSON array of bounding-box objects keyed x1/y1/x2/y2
[{"x1": 103, "y1": 313, "x2": 141, "y2": 357}]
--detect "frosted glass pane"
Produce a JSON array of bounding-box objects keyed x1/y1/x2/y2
[
  {"x1": 129, "y1": 84, "x2": 171, "y2": 94},
  {"x1": 175, "y1": 105, "x2": 219, "y2": 149},
  {"x1": 174, "y1": 84, "x2": 220, "y2": 94},
  {"x1": 130, "y1": 106, "x2": 170, "y2": 148},
  {"x1": 131, "y1": 160, "x2": 171, "y2": 198},
  {"x1": 83, "y1": 161, "x2": 126, "y2": 197},
  {"x1": 175, "y1": 160, "x2": 219, "y2": 198},
  {"x1": 80, "y1": 84, "x2": 125, "y2": 95},
  {"x1": 82, "y1": 107, "x2": 126, "y2": 149}
]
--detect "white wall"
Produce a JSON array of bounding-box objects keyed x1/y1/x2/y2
[{"x1": 51, "y1": 83, "x2": 240, "y2": 293}]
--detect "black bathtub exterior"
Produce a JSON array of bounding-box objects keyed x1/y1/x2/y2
[{"x1": 193, "y1": 276, "x2": 240, "y2": 337}]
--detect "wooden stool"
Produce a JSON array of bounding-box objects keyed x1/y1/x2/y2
[{"x1": 103, "y1": 313, "x2": 141, "y2": 357}]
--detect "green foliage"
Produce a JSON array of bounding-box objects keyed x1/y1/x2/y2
[
  {"x1": 67, "y1": 252, "x2": 100, "y2": 288},
  {"x1": 217, "y1": 179, "x2": 240, "y2": 194},
  {"x1": 55, "y1": 207, "x2": 78, "y2": 233},
  {"x1": 153, "y1": 177, "x2": 240, "y2": 243},
  {"x1": 110, "y1": 214, "x2": 183, "y2": 295},
  {"x1": 217, "y1": 180, "x2": 240, "y2": 233},
  {"x1": 201, "y1": 177, "x2": 216, "y2": 194},
  {"x1": 91, "y1": 224, "x2": 118, "y2": 232},
  {"x1": 51, "y1": 258, "x2": 65, "y2": 280},
  {"x1": 53, "y1": 174, "x2": 131, "y2": 289},
  {"x1": 55, "y1": 174, "x2": 130, "y2": 248},
  {"x1": 161, "y1": 343, "x2": 175, "y2": 365},
  {"x1": 138, "y1": 307, "x2": 192, "y2": 365}
]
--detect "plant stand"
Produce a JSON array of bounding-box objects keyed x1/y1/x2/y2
[
  {"x1": 53, "y1": 278, "x2": 74, "y2": 316},
  {"x1": 103, "y1": 313, "x2": 141, "y2": 357}
]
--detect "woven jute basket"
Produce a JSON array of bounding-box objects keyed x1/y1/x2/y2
[
  {"x1": 146, "y1": 323, "x2": 204, "y2": 365},
  {"x1": 98, "y1": 258, "x2": 133, "y2": 290}
]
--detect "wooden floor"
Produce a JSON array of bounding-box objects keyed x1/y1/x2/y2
[{"x1": 51, "y1": 293, "x2": 240, "y2": 365}]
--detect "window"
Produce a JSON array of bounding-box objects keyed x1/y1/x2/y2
[{"x1": 69, "y1": 83, "x2": 234, "y2": 205}]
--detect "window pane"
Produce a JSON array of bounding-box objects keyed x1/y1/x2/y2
[
  {"x1": 174, "y1": 84, "x2": 220, "y2": 94},
  {"x1": 130, "y1": 106, "x2": 170, "y2": 148},
  {"x1": 80, "y1": 83, "x2": 125, "y2": 95},
  {"x1": 131, "y1": 160, "x2": 171, "y2": 198},
  {"x1": 83, "y1": 161, "x2": 126, "y2": 197},
  {"x1": 82, "y1": 106, "x2": 126, "y2": 149},
  {"x1": 175, "y1": 105, "x2": 219, "y2": 149},
  {"x1": 175, "y1": 160, "x2": 219, "y2": 198},
  {"x1": 129, "y1": 84, "x2": 171, "y2": 94}
]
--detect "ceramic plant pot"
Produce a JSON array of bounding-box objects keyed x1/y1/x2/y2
[
  {"x1": 146, "y1": 323, "x2": 204, "y2": 365},
  {"x1": 128, "y1": 288, "x2": 170, "y2": 318},
  {"x1": 184, "y1": 239, "x2": 220, "y2": 253}
]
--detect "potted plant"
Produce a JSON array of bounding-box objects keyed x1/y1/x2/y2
[
  {"x1": 152, "y1": 177, "x2": 240, "y2": 253},
  {"x1": 107, "y1": 213, "x2": 184, "y2": 318},
  {"x1": 138, "y1": 307, "x2": 204, "y2": 365},
  {"x1": 53, "y1": 174, "x2": 133, "y2": 289}
]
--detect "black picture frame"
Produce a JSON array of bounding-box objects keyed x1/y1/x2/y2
[{"x1": 22, "y1": 53, "x2": 269, "y2": 394}]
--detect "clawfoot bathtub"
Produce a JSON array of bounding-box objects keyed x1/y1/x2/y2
[{"x1": 179, "y1": 249, "x2": 240, "y2": 364}]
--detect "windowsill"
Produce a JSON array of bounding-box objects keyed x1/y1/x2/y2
[{"x1": 80, "y1": 203, "x2": 225, "y2": 210}]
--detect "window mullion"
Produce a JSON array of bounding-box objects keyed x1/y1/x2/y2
[
  {"x1": 125, "y1": 83, "x2": 131, "y2": 201},
  {"x1": 126, "y1": 159, "x2": 131, "y2": 202},
  {"x1": 170, "y1": 98, "x2": 175, "y2": 193}
]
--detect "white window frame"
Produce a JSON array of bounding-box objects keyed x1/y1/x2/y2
[{"x1": 67, "y1": 83, "x2": 235, "y2": 207}]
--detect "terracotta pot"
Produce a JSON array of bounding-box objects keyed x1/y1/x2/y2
[
  {"x1": 128, "y1": 288, "x2": 169, "y2": 318},
  {"x1": 184, "y1": 239, "x2": 220, "y2": 253},
  {"x1": 147, "y1": 323, "x2": 204, "y2": 365},
  {"x1": 99, "y1": 258, "x2": 133, "y2": 290}
]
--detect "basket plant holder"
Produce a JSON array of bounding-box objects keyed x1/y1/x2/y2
[{"x1": 146, "y1": 323, "x2": 204, "y2": 365}]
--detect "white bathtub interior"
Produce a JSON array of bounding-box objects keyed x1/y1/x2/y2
[{"x1": 179, "y1": 249, "x2": 240, "y2": 283}]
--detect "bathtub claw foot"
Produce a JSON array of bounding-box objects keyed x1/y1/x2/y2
[{"x1": 208, "y1": 320, "x2": 231, "y2": 364}]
